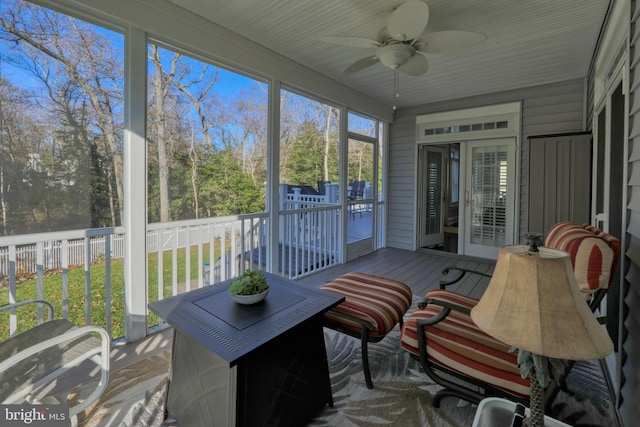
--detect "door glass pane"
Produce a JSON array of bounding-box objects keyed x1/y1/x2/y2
[
  {"x1": 470, "y1": 145, "x2": 508, "y2": 246},
  {"x1": 348, "y1": 111, "x2": 376, "y2": 137},
  {"x1": 279, "y1": 90, "x2": 339, "y2": 210},
  {"x1": 450, "y1": 146, "x2": 460, "y2": 204},
  {"x1": 347, "y1": 139, "x2": 373, "y2": 243}
]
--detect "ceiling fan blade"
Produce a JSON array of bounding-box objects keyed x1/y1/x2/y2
[
  {"x1": 418, "y1": 30, "x2": 487, "y2": 53},
  {"x1": 343, "y1": 56, "x2": 380, "y2": 74},
  {"x1": 387, "y1": 0, "x2": 429, "y2": 42},
  {"x1": 399, "y1": 53, "x2": 428, "y2": 76},
  {"x1": 319, "y1": 36, "x2": 380, "y2": 48}
]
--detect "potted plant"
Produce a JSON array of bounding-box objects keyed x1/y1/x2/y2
[{"x1": 228, "y1": 270, "x2": 269, "y2": 305}]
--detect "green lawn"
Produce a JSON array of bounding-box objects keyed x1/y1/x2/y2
[{"x1": 0, "y1": 243, "x2": 221, "y2": 341}]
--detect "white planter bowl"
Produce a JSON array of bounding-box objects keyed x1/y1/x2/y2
[{"x1": 230, "y1": 289, "x2": 269, "y2": 305}]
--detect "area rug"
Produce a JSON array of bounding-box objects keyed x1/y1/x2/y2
[
  {"x1": 75, "y1": 351, "x2": 170, "y2": 427},
  {"x1": 311, "y1": 326, "x2": 619, "y2": 427},
  {"x1": 73, "y1": 298, "x2": 618, "y2": 427},
  {"x1": 309, "y1": 326, "x2": 473, "y2": 427}
]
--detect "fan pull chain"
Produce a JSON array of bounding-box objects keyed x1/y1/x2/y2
[
  {"x1": 394, "y1": 68, "x2": 400, "y2": 99},
  {"x1": 393, "y1": 67, "x2": 400, "y2": 110}
]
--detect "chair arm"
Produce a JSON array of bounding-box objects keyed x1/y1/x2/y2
[
  {"x1": 417, "y1": 295, "x2": 472, "y2": 316},
  {"x1": 439, "y1": 266, "x2": 493, "y2": 289},
  {"x1": 0, "y1": 324, "x2": 110, "y2": 421},
  {"x1": 0, "y1": 299, "x2": 54, "y2": 321}
]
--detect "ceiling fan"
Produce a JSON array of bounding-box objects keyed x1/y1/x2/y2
[{"x1": 319, "y1": 0, "x2": 486, "y2": 78}]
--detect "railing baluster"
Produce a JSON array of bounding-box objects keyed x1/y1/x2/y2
[
  {"x1": 240, "y1": 219, "x2": 246, "y2": 273},
  {"x1": 197, "y1": 224, "x2": 203, "y2": 288},
  {"x1": 185, "y1": 226, "x2": 191, "y2": 293},
  {"x1": 105, "y1": 234, "x2": 112, "y2": 337},
  {"x1": 84, "y1": 236, "x2": 91, "y2": 326},
  {"x1": 231, "y1": 224, "x2": 238, "y2": 277},
  {"x1": 208, "y1": 225, "x2": 215, "y2": 284},
  {"x1": 8, "y1": 245, "x2": 16, "y2": 336},
  {"x1": 36, "y1": 242, "x2": 44, "y2": 323},
  {"x1": 220, "y1": 226, "x2": 227, "y2": 280},
  {"x1": 62, "y1": 240, "x2": 69, "y2": 319},
  {"x1": 157, "y1": 234, "x2": 164, "y2": 300},
  {"x1": 292, "y1": 212, "x2": 296, "y2": 277},
  {"x1": 172, "y1": 226, "x2": 178, "y2": 296}
]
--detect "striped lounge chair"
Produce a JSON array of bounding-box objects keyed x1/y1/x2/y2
[
  {"x1": 321, "y1": 272, "x2": 412, "y2": 389},
  {"x1": 399, "y1": 222, "x2": 620, "y2": 409}
]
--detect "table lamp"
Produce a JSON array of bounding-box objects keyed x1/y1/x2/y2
[{"x1": 470, "y1": 244, "x2": 614, "y2": 427}]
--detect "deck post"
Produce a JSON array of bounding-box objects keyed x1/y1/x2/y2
[{"x1": 123, "y1": 27, "x2": 148, "y2": 342}]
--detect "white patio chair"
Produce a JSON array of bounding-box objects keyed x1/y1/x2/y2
[{"x1": 0, "y1": 299, "x2": 110, "y2": 427}]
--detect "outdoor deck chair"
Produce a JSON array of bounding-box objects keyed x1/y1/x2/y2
[
  {"x1": 348, "y1": 180, "x2": 366, "y2": 218},
  {"x1": 399, "y1": 222, "x2": 620, "y2": 409},
  {"x1": 0, "y1": 299, "x2": 110, "y2": 427}
]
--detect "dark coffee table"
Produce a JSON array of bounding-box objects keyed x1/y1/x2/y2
[{"x1": 149, "y1": 272, "x2": 344, "y2": 427}]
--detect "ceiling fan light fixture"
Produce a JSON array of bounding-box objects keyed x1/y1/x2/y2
[{"x1": 376, "y1": 44, "x2": 415, "y2": 69}]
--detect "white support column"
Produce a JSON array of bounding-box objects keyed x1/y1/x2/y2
[
  {"x1": 339, "y1": 105, "x2": 348, "y2": 263},
  {"x1": 267, "y1": 80, "x2": 281, "y2": 274},
  {"x1": 123, "y1": 27, "x2": 148, "y2": 342}
]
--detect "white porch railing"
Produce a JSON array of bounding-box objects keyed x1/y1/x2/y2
[
  {"x1": 0, "y1": 227, "x2": 124, "y2": 338},
  {"x1": 0, "y1": 207, "x2": 341, "y2": 341}
]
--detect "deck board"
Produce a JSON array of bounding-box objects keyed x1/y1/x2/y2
[{"x1": 295, "y1": 247, "x2": 495, "y2": 299}]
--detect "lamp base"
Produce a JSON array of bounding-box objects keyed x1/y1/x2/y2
[
  {"x1": 472, "y1": 398, "x2": 570, "y2": 427},
  {"x1": 530, "y1": 372, "x2": 544, "y2": 426}
]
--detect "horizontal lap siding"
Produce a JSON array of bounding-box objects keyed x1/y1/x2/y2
[
  {"x1": 622, "y1": 1, "x2": 640, "y2": 423},
  {"x1": 388, "y1": 113, "x2": 418, "y2": 250},
  {"x1": 388, "y1": 79, "x2": 585, "y2": 251}
]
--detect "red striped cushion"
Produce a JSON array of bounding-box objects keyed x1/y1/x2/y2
[
  {"x1": 321, "y1": 272, "x2": 412, "y2": 338},
  {"x1": 545, "y1": 222, "x2": 620, "y2": 292},
  {"x1": 400, "y1": 289, "x2": 530, "y2": 399}
]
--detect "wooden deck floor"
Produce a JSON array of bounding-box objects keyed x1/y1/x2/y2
[{"x1": 296, "y1": 246, "x2": 495, "y2": 298}]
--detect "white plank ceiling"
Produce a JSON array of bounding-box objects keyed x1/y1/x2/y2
[{"x1": 165, "y1": 0, "x2": 610, "y2": 109}]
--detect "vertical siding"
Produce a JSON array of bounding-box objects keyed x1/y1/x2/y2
[
  {"x1": 388, "y1": 79, "x2": 585, "y2": 251},
  {"x1": 621, "y1": 1, "x2": 640, "y2": 423},
  {"x1": 528, "y1": 133, "x2": 592, "y2": 234}
]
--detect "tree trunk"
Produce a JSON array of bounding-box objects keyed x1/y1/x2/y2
[
  {"x1": 151, "y1": 46, "x2": 171, "y2": 223},
  {"x1": 323, "y1": 106, "x2": 333, "y2": 182},
  {"x1": 189, "y1": 121, "x2": 199, "y2": 218}
]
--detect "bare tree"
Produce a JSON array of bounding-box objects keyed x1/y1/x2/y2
[
  {"x1": 0, "y1": 2, "x2": 125, "y2": 225},
  {"x1": 148, "y1": 45, "x2": 178, "y2": 222},
  {"x1": 171, "y1": 60, "x2": 218, "y2": 218},
  {"x1": 322, "y1": 106, "x2": 338, "y2": 182}
]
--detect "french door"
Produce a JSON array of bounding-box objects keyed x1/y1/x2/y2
[{"x1": 463, "y1": 138, "x2": 516, "y2": 259}]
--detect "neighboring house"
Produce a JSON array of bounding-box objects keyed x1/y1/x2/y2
[{"x1": 2, "y1": 0, "x2": 637, "y2": 424}]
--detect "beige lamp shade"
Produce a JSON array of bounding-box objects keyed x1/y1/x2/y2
[{"x1": 470, "y1": 245, "x2": 614, "y2": 360}]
